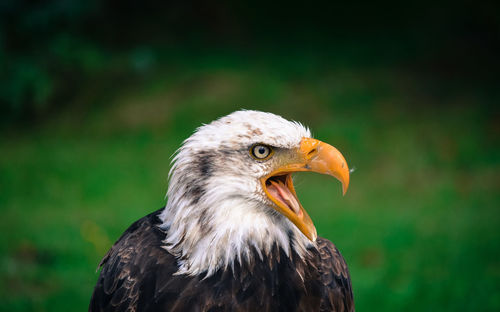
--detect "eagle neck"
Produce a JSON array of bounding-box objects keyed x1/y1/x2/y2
[{"x1": 158, "y1": 197, "x2": 313, "y2": 277}]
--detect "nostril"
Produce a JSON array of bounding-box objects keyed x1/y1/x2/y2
[{"x1": 307, "y1": 148, "x2": 317, "y2": 157}]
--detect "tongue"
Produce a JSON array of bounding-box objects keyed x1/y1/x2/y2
[{"x1": 268, "y1": 180, "x2": 302, "y2": 216}]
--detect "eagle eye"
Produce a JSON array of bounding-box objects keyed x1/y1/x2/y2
[{"x1": 250, "y1": 144, "x2": 273, "y2": 160}]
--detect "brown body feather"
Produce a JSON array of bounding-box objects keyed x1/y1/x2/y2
[{"x1": 89, "y1": 209, "x2": 354, "y2": 312}]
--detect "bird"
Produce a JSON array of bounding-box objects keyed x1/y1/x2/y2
[{"x1": 89, "y1": 110, "x2": 354, "y2": 312}]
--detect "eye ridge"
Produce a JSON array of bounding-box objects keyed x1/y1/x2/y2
[{"x1": 250, "y1": 144, "x2": 273, "y2": 160}]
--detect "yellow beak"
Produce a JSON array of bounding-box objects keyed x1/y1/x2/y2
[{"x1": 261, "y1": 138, "x2": 350, "y2": 241}]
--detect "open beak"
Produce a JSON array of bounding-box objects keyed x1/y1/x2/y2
[{"x1": 260, "y1": 137, "x2": 350, "y2": 242}]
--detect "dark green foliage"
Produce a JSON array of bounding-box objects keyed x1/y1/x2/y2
[{"x1": 1, "y1": 0, "x2": 498, "y2": 123}]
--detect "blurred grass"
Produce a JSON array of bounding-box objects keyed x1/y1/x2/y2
[{"x1": 0, "y1": 52, "x2": 499, "y2": 311}]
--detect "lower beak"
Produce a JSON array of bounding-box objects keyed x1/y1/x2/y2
[{"x1": 261, "y1": 137, "x2": 350, "y2": 241}]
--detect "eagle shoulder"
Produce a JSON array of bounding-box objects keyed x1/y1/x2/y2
[
  {"x1": 313, "y1": 237, "x2": 354, "y2": 312},
  {"x1": 89, "y1": 209, "x2": 177, "y2": 312}
]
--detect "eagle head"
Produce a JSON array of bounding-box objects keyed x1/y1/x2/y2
[{"x1": 159, "y1": 110, "x2": 349, "y2": 276}]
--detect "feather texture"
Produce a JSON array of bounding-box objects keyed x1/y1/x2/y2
[{"x1": 89, "y1": 209, "x2": 354, "y2": 312}]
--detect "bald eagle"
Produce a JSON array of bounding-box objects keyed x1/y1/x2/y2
[{"x1": 90, "y1": 110, "x2": 354, "y2": 312}]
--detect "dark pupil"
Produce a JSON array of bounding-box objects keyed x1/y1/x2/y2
[{"x1": 258, "y1": 146, "x2": 266, "y2": 155}]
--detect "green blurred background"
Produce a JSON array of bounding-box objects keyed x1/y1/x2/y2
[{"x1": 1, "y1": 1, "x2": 499, "y2": 311}]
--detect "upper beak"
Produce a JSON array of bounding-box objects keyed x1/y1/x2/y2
[
  {"x1": 261, "y1": 137, "x2": 350, "y2": 241},
  {"x1": 299, "y1": 137, "x2": 350, "y2": 195}
]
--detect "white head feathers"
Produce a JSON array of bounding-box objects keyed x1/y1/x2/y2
[{"x1": 159, "y1": 110, "x2": 313, "y2": 276}]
